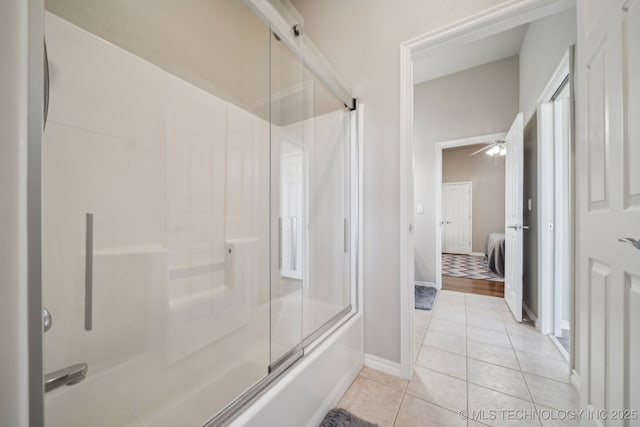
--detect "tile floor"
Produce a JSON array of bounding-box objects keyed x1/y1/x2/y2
[{"x1": 337, "y1": 290, "x2": 579, "y2": 427}]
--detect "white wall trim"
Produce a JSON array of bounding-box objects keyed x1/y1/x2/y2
[
  {"x1": 415, "y1": 281, "x2": 436, "y2": 288},
  {"x1": 471, "y1": 252, "x2": 485, "y2": 257},
  {"x1": 398, "y1": 0, "x2": 574, "y2": 386},
  {"x1": 399, "y1": 42, "x2": 415, "y2": 381},
  {"x1": 536, "y1": 50, "x2": 571, "y2": 337},
  {"x1": 549, "y1": 334, "x2": 570, "y2": 362},
  {"x1": 570, "y1": 369, "x2": 581, "y2": 392},
  {"x1": 435, "y1": 133, "x2": 506, "y2": 289},
  {"x1": 537, "y1": 102, "x2": 555, "y2": 335},
  {"x1": 364, "y1": 354, "x2": 403, "y2": 378}
]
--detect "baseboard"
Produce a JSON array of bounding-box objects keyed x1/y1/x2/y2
[
  {"x1": 549, "y1": 334, "x2": 569, "y2": 362},
  {"x1": 364, "y1": 353, "x2": 402, "y2": 378},
  {"x1": 570, "y1": 369, "x2": 581, "y2": 392},
  {"x1": 522, "y1": 303, "x2": 539, "y2": 329},
  {"x1": 471, "y1": 252, "x2": 485, "y2": 257},
  {"x1": 415, "y1": 280, "x2": 436, "y2": 288}
]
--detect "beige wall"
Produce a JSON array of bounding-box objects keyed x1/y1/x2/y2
[
  {"x1": 442, "y1": 144, "x2": 506, "y2": 253},
  {"x1": 45, "y1": 0, "x2": 272, "y2": 121},
  {"x1": 291, "y1": 0, "x2": 515, "y2": 363},
  {"x1": 519, "y1": 7, "x2": 576, "y2": 123},
  {"x1": 414, "y1": 56, "x2": 519, "y2": 284}
]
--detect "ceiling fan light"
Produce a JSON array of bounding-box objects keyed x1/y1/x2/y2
[{"x1": 486, "y1": 146, "x2": 500, "y2": 156}]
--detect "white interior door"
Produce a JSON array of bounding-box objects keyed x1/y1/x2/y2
[
  {"x1": 577, "y1": 0, "x2": 640, "y2": 422},
  {"x1": 442, "y1": 182, "x2": 472, "y2": 254},
  {"x1": 505, "y1": 113, "x2": 524, "y2": 322}
]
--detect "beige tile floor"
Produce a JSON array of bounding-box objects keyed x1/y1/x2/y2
[{"x1": 337, "y1": 290, "x2": 579, "y2": 427}]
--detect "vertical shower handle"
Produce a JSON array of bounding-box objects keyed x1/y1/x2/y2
[
  {"x1": 278, "y1": 217, "x2": 282, "y2": 270},
  {"x1": 85, "y1": 213, "x2": 93, "y2": 331},
  {"x1": 291, "y1": 217, "x2": 297, "y2": 271}
]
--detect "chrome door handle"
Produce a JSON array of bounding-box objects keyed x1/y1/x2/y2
[
  {"x1": 522, "y1": 225, "x2": 530, "y2": 230},
  {"x1": 45, "y1": 363, "x2": 88, "y2": 393},
  {"x1": 446, "y1": 221, "x2": 452, "y2": 224},
  {"x1": 618, "y1": 237, "x2": 640, "y2": 250},
  {"x1": 507, "y1": 225, "x2": 518, "y2": 229}
]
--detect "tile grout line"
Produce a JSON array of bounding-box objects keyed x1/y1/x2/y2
[
  {"x1": 391, "y1": 392, "x2": 405, "y2": 427},
  {"x1": 403, "y1": 389, "x2": 470, "y2": 419},
  {"x1": 505, "y1": 321, "x2": 544, "y2": 427}
]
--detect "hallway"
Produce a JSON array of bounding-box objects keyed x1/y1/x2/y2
[{"x1": 338, "y1": 290, "x2": 577, "y2": 426}]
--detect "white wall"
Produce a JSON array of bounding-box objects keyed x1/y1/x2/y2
[
  {"x1": 291, "y1": 0, "x2": 515, "y2": 363},
  {"x1": 519, "y1": 7, "x2": 576, "y2": 124},
  {"x1": 0, "y1": 0, "x2": 30, "y2": 425},
  {"x1": 414, "y1": 57, "x2": 519, "y2": 284}
]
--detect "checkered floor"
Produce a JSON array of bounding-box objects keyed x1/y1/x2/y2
[{"x1": 442, "y1": 253, "x2": 504, "y2": 282}]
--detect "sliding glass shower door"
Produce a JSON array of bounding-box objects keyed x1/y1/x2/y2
[{"x1": 41, "y1": 0, "x2": 354, "y2": 425}]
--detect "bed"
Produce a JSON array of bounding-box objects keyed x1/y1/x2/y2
[{"x1": 484, "y1": 232, "x2": 505, "y2": 276}]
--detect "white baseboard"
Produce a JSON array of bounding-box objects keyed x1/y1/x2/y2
[
  {"x1": 549, "y1": 334, "x2": 569, "y2": 362},
  {"x1": 471, "y1": 252, "x2": 485, "y2": 257},
  {"x1": 415, "y1": 280, "x2": 436, "y2": 288},
  {"x1": 522, "y1": 302, "x2": 539, "y2": 329},
  {"x1": 570, "y1": 369, "x2": 581, "y2": 392},
  {"x1": 364, "y1": 353, "x2": 402, "y2": 378}
]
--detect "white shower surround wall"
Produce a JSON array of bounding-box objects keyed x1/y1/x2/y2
[{"x1": 43, "y1": 12, "x2": 362, "y2": 427}]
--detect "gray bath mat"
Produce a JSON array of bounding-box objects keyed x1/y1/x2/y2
[
  {"x1": 319, "y1": 408, "x2": 380, "y2": 427},
  {"x1": 415, "y1": 285, "x2": 437, "y2": 310}
]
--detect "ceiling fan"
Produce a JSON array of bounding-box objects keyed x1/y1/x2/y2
[{"x1": 470, "y1": 140, "x2": 506, "y2": 157}]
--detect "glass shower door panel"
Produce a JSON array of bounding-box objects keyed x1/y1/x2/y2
[
  {"x1": 303, "y1": 71, "x2": 352, "y2": 338},
  {"x1": 270, "y1": 29, "x2": 305, "y2": 367},
  {"x1": 42, "y1": 1, "x2": 271, "y2": 425}
]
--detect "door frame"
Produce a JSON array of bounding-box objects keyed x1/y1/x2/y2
[
  {"x1": 535, "y1": 50, "x2": 574, "y2": 365},
  {"x1": 398, "y1": 0, "x2": 576, "y2": 379},
  {"x1": 434, "y1": 133, "x2": 505, "y2": 289}
]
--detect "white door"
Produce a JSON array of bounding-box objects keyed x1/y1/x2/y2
[
  {"x1": 504, "y1": 113, "x2": 524, "y2": 322},
  {"x1": 442, "y1": 182, "x2": 472, "y2": 254},
  {"x1": 577, "y1": 0, "x2": 640, "y2": 423}
]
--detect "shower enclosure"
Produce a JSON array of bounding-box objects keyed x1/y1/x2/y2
[{"x1": 40, "y1": 0, "x2": 358, "y2": 425}]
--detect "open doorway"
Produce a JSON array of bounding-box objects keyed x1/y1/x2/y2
[
  {"x1": 405, "y1": 2, "x2": 577, "y2": 380},
  {"x1": 433, "y1": 135, "x2": 508, "y2": 298}
]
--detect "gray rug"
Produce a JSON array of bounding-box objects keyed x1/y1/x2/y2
[
  {"x1": 319, "y1": 408, "x2": 380, "y2": 427},
  {"x1": 415, "y1": 285, "x2": 437, "y2": 310}
]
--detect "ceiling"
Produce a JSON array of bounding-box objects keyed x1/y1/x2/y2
[{"x1": 413, "y1": 24, "x2": 528, "y2": 85}]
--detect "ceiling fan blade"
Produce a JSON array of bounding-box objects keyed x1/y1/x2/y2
[{"x1": 470, "y1": 143, "x2": 497, "y2": 156}]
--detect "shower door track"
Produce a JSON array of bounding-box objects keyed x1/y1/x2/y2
[{"x1": 205, "y1": 305, "x2": 355, "y2": 426}]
